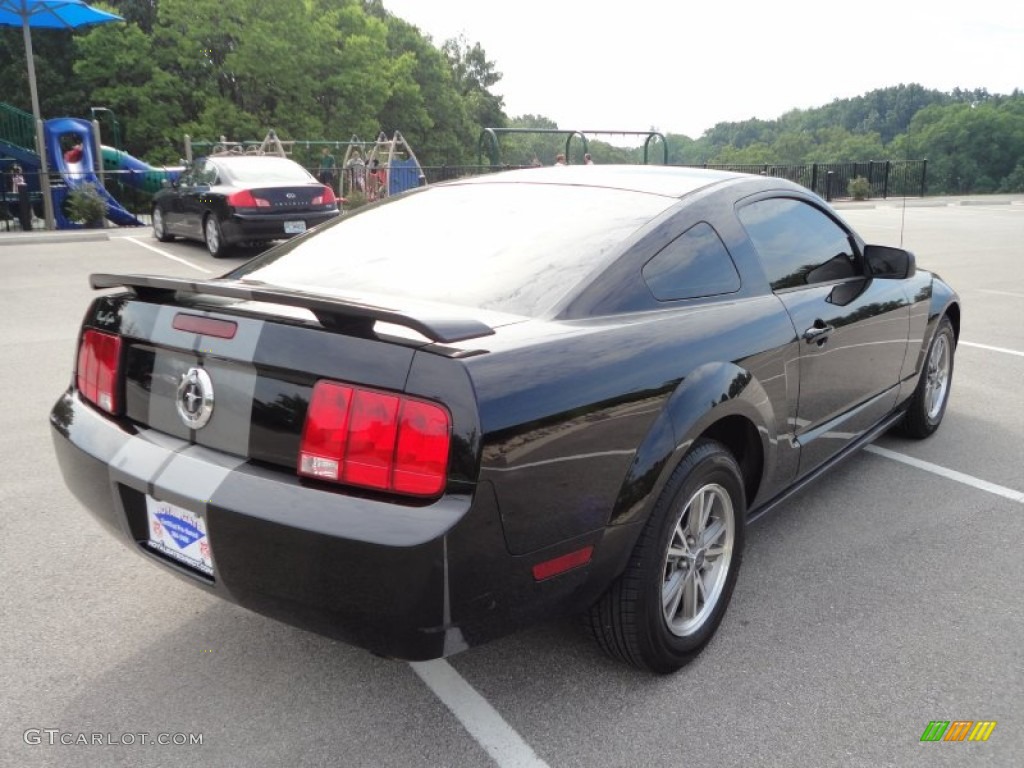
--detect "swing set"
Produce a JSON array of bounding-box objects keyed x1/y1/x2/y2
[
  {"x1": 183, "y1": 130, "x2": 425, "y2": 200},
  {"x1": 477, "y1": 128, "x2": 668, "y2": 167}
]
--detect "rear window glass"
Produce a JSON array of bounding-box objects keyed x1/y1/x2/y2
[
  {"x1": 230, "y1": 183, "x2": 676, "y2": 317},
  {"x1": 217, "y1": 158, "x2": 316, "y2": 184}
]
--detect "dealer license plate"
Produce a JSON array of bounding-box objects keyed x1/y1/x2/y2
[
  {"x1": 284, "y1": 220, "x2": 306, "y2": 234},
  {"x1": 145, "y1": 497, "x2": 214, "y2": 576}
]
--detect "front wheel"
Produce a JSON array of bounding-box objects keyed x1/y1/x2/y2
[
  {"x1": 204, "y1": 214, "x2": 228, "y2": 258},
  {"x1": 901, "y1": 316, "x2": 955, "y2": 438},
  {"x1": 585, "y1": 439, "x2": 746, "y2": 673}
]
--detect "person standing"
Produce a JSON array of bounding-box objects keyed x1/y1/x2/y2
[
  {"x1": 346, "y1": 150, "x2": 366, "y2": 194},
  {"x1": 9, "y1": 165, "x2": 25, "y2": 193},
  {"x1": 9, "y1": 165, "x2": 31, "y2": 231},
  {"x1": 584, "y1": 153, "x2": 595, "y2": 165},
  {"x1": 318, "y1": 147, "x2": 337, "y2": 191}
]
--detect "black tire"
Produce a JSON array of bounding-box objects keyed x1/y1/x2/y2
[
  {"x1": 204, "y1": 214, "x2": 228, "y2": 258},
  {"x1": 151, "y1": 205, "x2": 173, "y2": 242},
  {"x1": 900, "y1": 316, "x2": 955, "y2": 439},
  {"x1": 585, "y1": 439, "x2": 746, "y2": 673}
]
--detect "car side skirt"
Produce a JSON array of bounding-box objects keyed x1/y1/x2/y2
[{"x1": 746, "y1": 407, "x2": 907, "y2": 526}]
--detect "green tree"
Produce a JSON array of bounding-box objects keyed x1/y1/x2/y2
[{"x1": 442, "y1": 35, "x2": 506, "y2": 131}]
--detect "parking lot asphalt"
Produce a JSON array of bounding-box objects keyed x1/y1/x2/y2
[{"x1": 1, "y1": 198, "x2": 1021, "y2": 767}]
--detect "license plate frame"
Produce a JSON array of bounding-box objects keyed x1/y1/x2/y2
[{"x1": 145, "y1": 496, "x2": 214, "y2": 576}]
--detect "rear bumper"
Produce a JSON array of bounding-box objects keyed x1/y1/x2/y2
[
  {"x1": 221, "y1": 209, "x2": 339, "y2": 244},
  {"x1": 50, "y1": 391, "x2": 625, "y2": 659},
  {"x1": 52, "y1": 389, "x2": 463, "y2": 660}
]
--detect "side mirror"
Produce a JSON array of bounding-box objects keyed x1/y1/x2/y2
[{"x1": 865, "y1": 244, "x2": 915, "y2": 279}]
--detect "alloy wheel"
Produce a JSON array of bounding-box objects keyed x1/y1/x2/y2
[{"x1": 661, "y1": 483, "x2": 735, "y2": 637}]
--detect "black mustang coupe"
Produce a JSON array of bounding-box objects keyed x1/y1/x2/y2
[
  {"x1": 52, "y1": 166, "x2": 959, "y2": 672},
  {"x1": 151, "y1": 155, "x2": 341, "y2": 257}
]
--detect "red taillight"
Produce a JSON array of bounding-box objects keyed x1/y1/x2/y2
[
  {"x1": 227, "y1": 189, "x2": 270, "y2": 208},
  {"x1": 298, "y1": 381, "x2": 451, "y2": 497},
  {"x1": 76, "y1": 329, "x2": 121, "y2": 414},
  {"x1": 312, "y1": 185, "x2": 336, "y2": 206}
]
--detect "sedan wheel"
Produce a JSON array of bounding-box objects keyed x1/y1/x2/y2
[
  {"x1": 204, "y1": 215, "x2": 227, "y2": 258},
  {"x1": 585, "y1": 439, "x2": 746, "y2": 673},
  {"x1": 901, "y1": 316, "x2": 955, "y2": 438},
  {"x1": 152, "y1": 206, "x2": 173, "y2": 242}
]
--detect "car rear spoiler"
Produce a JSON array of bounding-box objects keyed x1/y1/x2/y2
[{"x1": 90, "y1": 273, "x2": 496, "y2": 344}]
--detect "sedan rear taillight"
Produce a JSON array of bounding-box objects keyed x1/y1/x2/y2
[
  {"x1": 312, "y1": 186, "x2": 337, "y2": 206},
  {"x1": 299, "y1": 381, "x2": 451, "y2": 498},
  {"x1": 76, "y1": 329, "x2": 121, "y2": 414},
  {"x1": 227, "y1": 190, "x2": 271, "y2": 208}
]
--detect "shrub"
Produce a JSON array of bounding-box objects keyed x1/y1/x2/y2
[
  {"x1": 343, "y1": 190, "x2": 368, "y2": 210},
  {"x1": 67, "y1": 183, "x2": 107, "y2": 226},
  {"x1": 848, "y1": 176, "x2": 871, "y2": 200}
]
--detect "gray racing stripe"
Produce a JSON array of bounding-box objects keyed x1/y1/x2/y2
[
  {"x1": 192, "y1": 358, "x2": 258, "y2": 458},
  {"x1": 194, "y1": 315, "x2": 265, "y2": 457},
  {"x1": 151, "y1": 443, "x2": 248, "y2": 514},
  {"x1": 107, "y1": 429, "x2": 191, "y2": 500},
  {"x1": 147, "y1": 348, "x2": 196, "y2": 441},
  {"x1": 144, "y1": 312, "x2": 265, "y2": 455}
]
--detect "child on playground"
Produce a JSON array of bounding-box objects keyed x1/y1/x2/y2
[
  {"x1": 346, "y1": 150, "x2": 366, "y2": 194},
  {"x1": 367, "y1": 158, "x2": 387, "y2": 201},
  {"x1": 64, "y1": 141, "x2": 84, "y2": 164}
]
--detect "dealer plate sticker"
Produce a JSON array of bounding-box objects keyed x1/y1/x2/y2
[
  {"x1": 284, "y1": 220, "x2": 306, "y2": 234},
  {"x1": 146, "y1": 497, "x2": 214, "y2": 576}
]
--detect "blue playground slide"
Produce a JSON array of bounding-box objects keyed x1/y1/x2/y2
[{"x1": 43, "y1": 117, "x2": 142, "y2": 226}]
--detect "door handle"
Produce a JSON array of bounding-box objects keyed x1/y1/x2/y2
[{"x1": 803, "y1": 321, "x2": 834, "y2": 344}]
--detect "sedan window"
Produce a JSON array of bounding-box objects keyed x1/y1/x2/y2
[
  {"x1": 192, "y1": 160, "x2": 218, "y2": 186},
  {"x1": 738, "y1": 198, "x2": 860, "y2": 291}
]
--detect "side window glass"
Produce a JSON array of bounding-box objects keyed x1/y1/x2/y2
[
  {"x1": 642, "y1": 222, "x2": 741, "y2": 301},
  {"x1": 738, "y1": 198, "x2": 860, "y2": 291},
  {"x1": 193, "y1": 161, "x2": 217, "y2": 186}
]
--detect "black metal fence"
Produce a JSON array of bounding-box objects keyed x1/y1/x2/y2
[
  {"x1": 417, "y1": 160, "x2": 928, "y2": 201},
  {"x1": 0, "y1": 167, "x2": 155, "y2": 231},
  {"x1": 1, "y1": 158, "x2": 930, "y2": 232},
  {"x1": 686, "y1": 160, "x2": 927, "y2": 200}
]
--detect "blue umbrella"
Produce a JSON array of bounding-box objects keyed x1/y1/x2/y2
[{"x1": 0, "y1": 0, "x2": 124, "y2": 229}]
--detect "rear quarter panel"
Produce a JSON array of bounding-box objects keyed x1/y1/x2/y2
[{"x1": 465, "y1": 297, "x2": 797, "y2": 556}]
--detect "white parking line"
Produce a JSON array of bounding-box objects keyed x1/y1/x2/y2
[
  {"x1": 959, "y1": 341, "x2": 1024, "y2": 358},
  {"x1": 865, "y1": 445, "x2": 1024, "y2": 503},
  {"x1": 124, "y1": 237, "x2": 212, "y2": 274},
  {"x1": 410, "y1": 660, "x2": 550, "y2": 768}
]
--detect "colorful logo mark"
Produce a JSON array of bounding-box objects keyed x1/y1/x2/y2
[{"x1": 920, "y1": 721, "x2": 997, "y2": 742}]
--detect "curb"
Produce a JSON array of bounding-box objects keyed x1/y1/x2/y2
[{"x1": 0, "y1": 231, "x2": 110, "y2": 247}]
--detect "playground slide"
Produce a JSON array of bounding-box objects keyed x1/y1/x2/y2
[
  {"x1": 100, "y1": 146, "x2": 183, "y2": 196},
  {"x1": 43, "y1": 117, "x2": 142, "y2": 226}
]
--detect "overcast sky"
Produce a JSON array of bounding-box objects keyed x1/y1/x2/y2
[{"x1": 382, "y1": 0, "x2": 1024, "y2": 140}]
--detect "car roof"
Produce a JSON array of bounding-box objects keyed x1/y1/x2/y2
[{"x1": 448, "y1": 164, "x2": 752, "y2": 198}]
